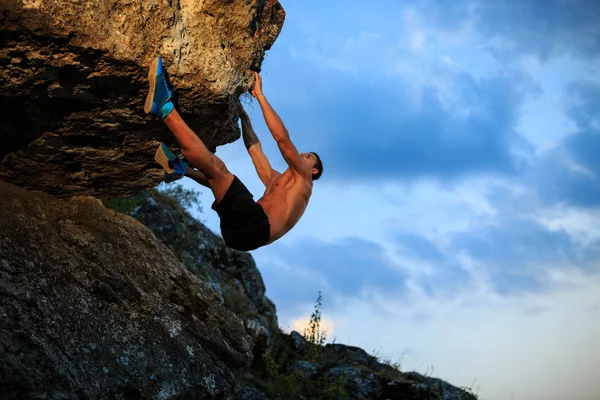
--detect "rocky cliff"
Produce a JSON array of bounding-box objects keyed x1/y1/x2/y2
[
  {"x1": 106, "y1": 187, "x2": 478, "y2": 400},
  {"x1": 0, "y1": 0, "x2": 284, "y2": 198},
  {"x1": 0, "y1": 181, "x2": 253, "y2": 399},
  {"x1": 0, "y1": 178, "x2": 478, "y2": 399},
  {"x1": 0, "y1": 1, "x2": 478, "y2": 398},
  {"x1": 127, "y1": 188, "x2": 279, "y2": 370}
]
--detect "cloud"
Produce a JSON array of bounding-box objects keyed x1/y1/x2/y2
[
  {"x1": 254, "y1": 1, "x2": 556, "y2": 186},
  {"x1": 395, "y1": 232, "x2": 447, "y2": 262},
  {"x1": 529, "y1": 80, "x2": 600, "y2": 208},
  {"x1": 263, "y1": 49, "x2": 533, "y2": 184},
  {"x1": 258, "y1": 237, "x2": 407, "y2": 311},
  {"x1": 240, "y1": 4, "x2": 600, "y2": 400},
  {"x1": 326, "y1": 275, "x2": 600, "y2": 400},
  {"x1": 393, "y1": 232, "x2": 472, "y2": 298},
  {"x1": 251, "y1": 0, "x2": 600, "y2": 305},
  {"x1": 470, "y1": 0, "x2": 600, "y2": 61},
  {"x1": 323, "y1": 76, "x2": 527, "y2": 181},
  {"x1": 451, "y1": 215, "x2": 600, "y2": 295}
]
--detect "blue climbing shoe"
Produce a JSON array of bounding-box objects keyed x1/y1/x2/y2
[
  {"x1": 144, "y1": 57, "x2": 174, "y2": 119},
  {"x1": 155, "y1": 143, "x2": 187, "y2": 180}
]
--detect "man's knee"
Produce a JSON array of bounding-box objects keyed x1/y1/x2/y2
[{"x1": 207, "y1": 156, "x2": 230, "y2": 180}]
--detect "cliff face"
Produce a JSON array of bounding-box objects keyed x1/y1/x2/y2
[
  {"x1": 0, "y1": 0, "x2": 284, "y2": 198},
  {"x1": 0, "y1": 2, "x2": 477, "y2": 398},
  {"x1": 113, "y1": 189, "x2": 477, "y2": 400},
  {"x1": 0, "y1": 179, "x2": 477, "y2": 399},
  {"x1": 128, "y1": 189, "x2": 279, "y2": 366},
  {"x1": 0, "y1": 1, "x2": 284, "y2": 397},
  {"x1": 0, "y1": 181, "x2": 255, "y2": 399}
]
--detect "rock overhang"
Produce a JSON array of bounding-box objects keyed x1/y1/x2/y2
[{"x1": 0, "y1": 0, "x2": 285, "y2": 198}]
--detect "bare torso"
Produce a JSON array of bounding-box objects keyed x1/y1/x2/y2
[{"x1": 257, "y1": 169, "x2": 312, "y2": 244}]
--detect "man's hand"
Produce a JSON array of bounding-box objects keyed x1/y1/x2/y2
[{"x1": 250, "y1": 72, "x2": 263, "y2": 98}]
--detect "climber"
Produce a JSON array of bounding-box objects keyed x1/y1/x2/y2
[{"x1": 145, "y1": 57, "x2": 323, "y2": 252}]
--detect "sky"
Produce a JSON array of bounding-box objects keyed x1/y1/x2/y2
[{"x1": 175, "y1": 1, "x2": 600, "y2": 399}]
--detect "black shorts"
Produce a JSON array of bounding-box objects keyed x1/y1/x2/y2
[{"x1": 211, "y1": 176, "x2": 271, "y2": 251}]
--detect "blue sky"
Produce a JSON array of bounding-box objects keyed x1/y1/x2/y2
[{"x1": 177, "y1": 1, "x2": 600, "y2": 399}]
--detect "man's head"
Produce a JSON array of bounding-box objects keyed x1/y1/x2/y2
[{"x1": 301, "y1": 152, "x2": 323, "y2": 181}]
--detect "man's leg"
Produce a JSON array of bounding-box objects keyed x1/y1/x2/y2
[
  {"x1": 145, "y1": 56, "x2": 233, "y2": 204},
  {"x1": 163, "y1": 109, "x2": 234, "y2": 204},
  {"x1": 185, "y1": 168, "x2": 209, "y2": 187}
]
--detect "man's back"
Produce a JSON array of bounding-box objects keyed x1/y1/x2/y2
[{"x1": 258, "y1": 169, "x2": 312, "y2": 244}]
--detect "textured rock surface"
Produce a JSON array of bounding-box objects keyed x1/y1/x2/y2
[
  {"x1": 249, "y1": 331, "x2": 479, "y2": 400},
  {"x1": 0, "y1": 179, "x2": 479, "y2": 399},
  {"x1": 0, "y1": 180, "x2": 253, "y2": 399},
  {"x1": 129, "y1": 189, "x2": 279, "y2": 362},
  {"x1": 101, "y1": 189, "x2": 478, "y2": 400},
  {"x1": 0, "y1": 0, "x2": 285, "y2": 198},
  {"x1": 0, "y1": 1, "x2": 477, "y2": 398},
  {"x1": 319, "y1": 343, "x2": 476, "y2": 400}
]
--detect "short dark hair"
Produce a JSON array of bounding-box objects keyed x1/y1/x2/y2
[{"x1": 311, "y1": 152, "x2": 323, "y2": 181}]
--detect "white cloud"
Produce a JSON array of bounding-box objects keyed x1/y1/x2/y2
[
  {"x1": 531, "y1": 206, "x2": 600, "y2": 245},
  {"x1": 166, "y1": 3, "x2": 600, "y2": 400},
  {"x1": 309, "y1": 274, "x2": 600, "y2": 400}
]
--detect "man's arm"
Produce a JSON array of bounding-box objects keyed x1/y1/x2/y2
[
  {"x1": 239, "y1": 103, "x2": 279, "y2": 186},
  {"x1": 251, "y1": 72, "x2": 308, "y2": 177}
]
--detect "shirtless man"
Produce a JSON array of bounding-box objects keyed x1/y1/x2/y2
[{"x1": 145, "y1": 57, "x2": 323, "y2": 251}]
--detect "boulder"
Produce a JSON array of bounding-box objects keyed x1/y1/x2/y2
[
  {"x1": 0, "y1": 0, "x2": 285, "y2": 198},
  {"x1": 0, "y1": 180, "x2": 253, "y2": 399}
]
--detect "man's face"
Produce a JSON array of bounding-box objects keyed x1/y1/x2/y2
[{"x1": 300, "y1": 152, "x2": 317, "y2": 169}]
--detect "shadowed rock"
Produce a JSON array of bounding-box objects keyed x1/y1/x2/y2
[
  {"x1": 129, "y1": 189, "x2": 279, "y2": 368},
  {"x1": 0, "y1": 0, "x2": 285, "y2": 198},
  {"x1": 0, "y1": 180, "x2": 481, "y2": 399},
  {"x1": 0, "y1": 180, "x2": 253, "y2": 399}
]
